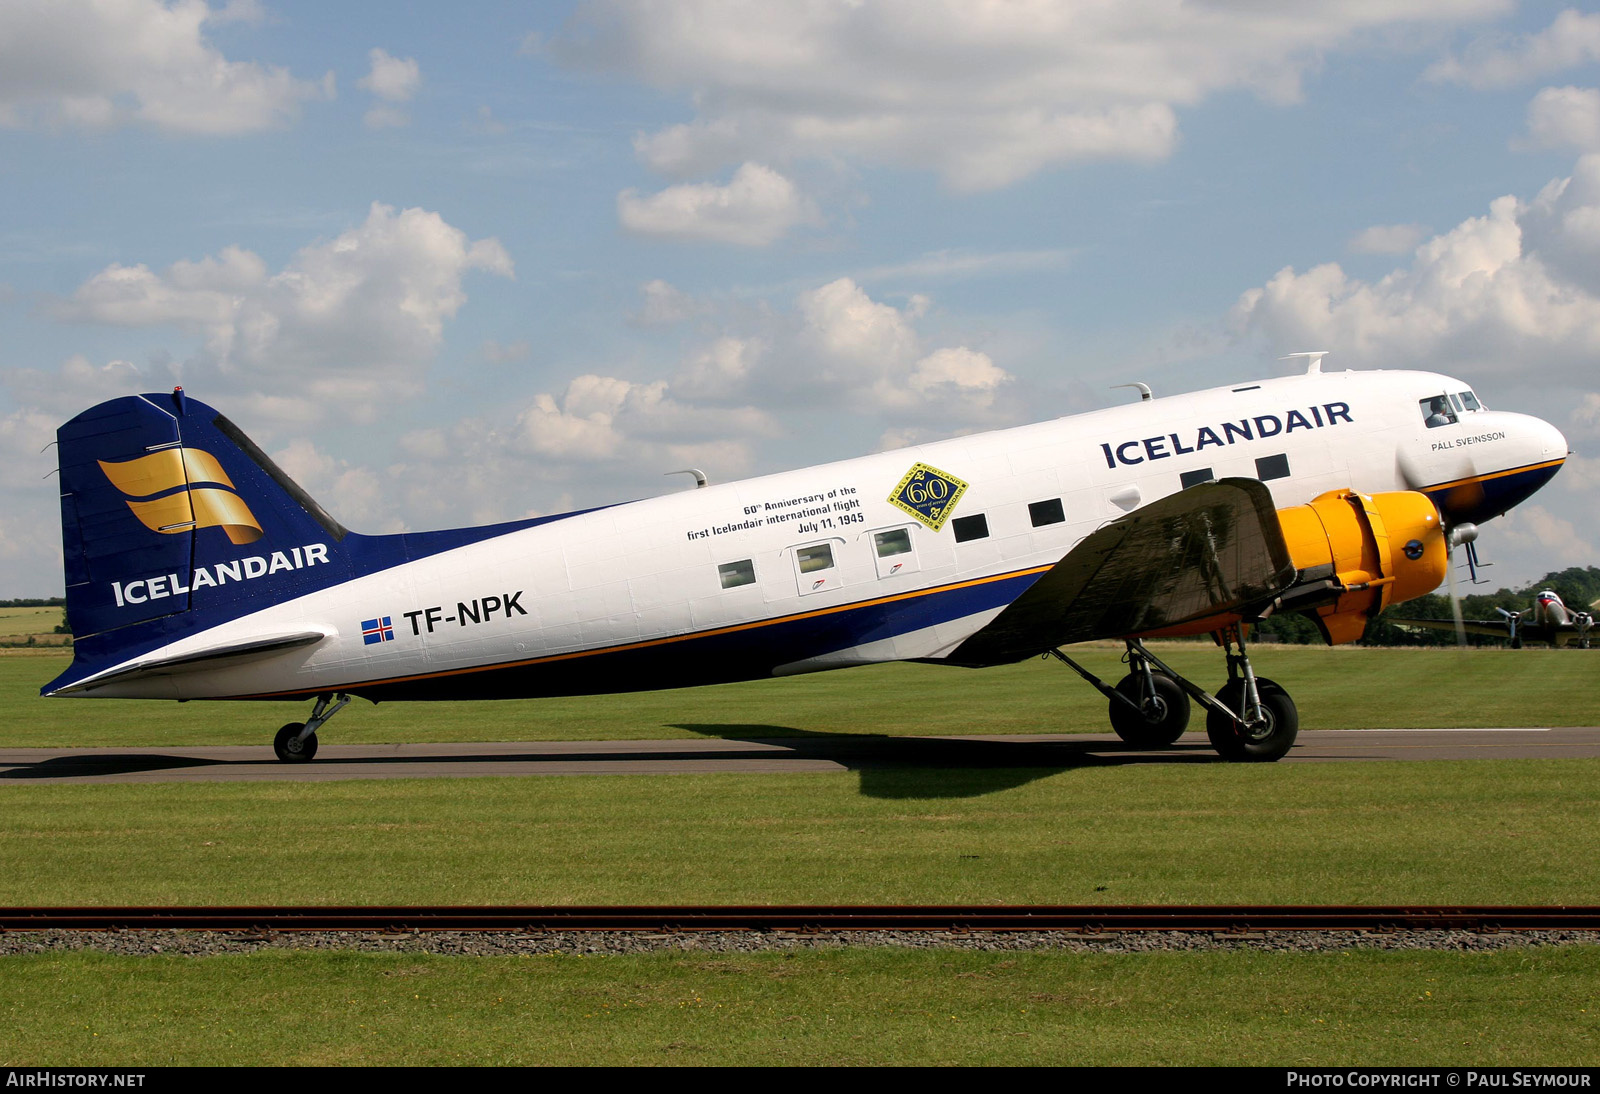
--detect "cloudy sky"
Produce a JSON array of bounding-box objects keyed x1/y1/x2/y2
[{"x1": 3, "y1": 0, "x2": 1598, "y2": 597}]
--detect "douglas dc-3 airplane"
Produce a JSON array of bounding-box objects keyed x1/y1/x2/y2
[
  {"x1": 1394, "y1": 589, "x2": 1594, "y2": 649},
  {"x1": 42, "y1": 356, "x2": 1568, "y2": 763}
]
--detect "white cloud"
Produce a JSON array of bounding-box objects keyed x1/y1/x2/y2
[
  {"x1": 0, "y1": 0, "x2": 330, "y2": 134},
  {"x1": 1348, "y1": 223, "x2": 1427, "y2": 254},
  {"x1": 270, "y1": 438, "x2": 397, "y2": 531},
  {"x1": 1571, "y1": 391, "x2": 1600, "y2": 435},
  {"x1": 1523, "y1": 86, "x2": 1600, "y2": 151},
  {"x1": 1496, "y1": 504, "x2": 1590, "y2": 566},
  {"x1": 52, "y1": 202, "x2": 514, "y2": 420},
  {"x1": 1426, "y1": 8, "x2": 1600, "y2": 89},
  {"x1": 618, "y1": 162, "x2": 815, "y2": 245},
  {"x1": 4, "y1": 355, "x2": 147, "y2": 416},
  {"x1": 359, "y1": 48, "x2": 420, "y2": 102},
  {"x1": 798, "y1": 277, "x2": 921, "y2": 382},
  {"x1": 672, "y1": 336, "x2": 758, "y2": 401},
  {"x1": 1231, "y1": 154, "x2": 1600, "y2": 389},
  {"x1": 359, "y1": 47, "x2": 419, "y2": 128},
  {"x1": 553, "y1": 0, "x2": 1504, "y2": 192},
  {"x1": 908, "y1": 347, "x2": 1008, "y2": 408},
  {"x1": 632, "y1": 279, "x2": 704, "y2": 326}
]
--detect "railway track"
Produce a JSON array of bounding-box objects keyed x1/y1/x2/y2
[{"x1": 4, "y1": 905, "x2": 1600, "y2": 933}]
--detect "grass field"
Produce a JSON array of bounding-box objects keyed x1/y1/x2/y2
[
  {"x1": 4, "y1": 947, "x2": 1597, "y2": 1066},
  {"x1": 4, "y1": 641, "x2": 1596, "y2": 748},
  {"x1": 0, "y1": 605, "x2": 65, "y2": 645},
  {"x1": 5, "y1": 642, "x2": 1599, "y2": 1065},
  {"x1": 3, "y1": 761, "x2": 1599, "y2": 906}
]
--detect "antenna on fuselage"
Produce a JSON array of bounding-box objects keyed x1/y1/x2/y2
[
  {"x1": 666, "y1": 468, "x2": 709, "y2": 489},
  {"x1": 1279, "y1": 351, "x2": 1330, "y2": 374},
  {"x1": 1111, "y1": 382, "x2": 1152, "y2": 402}
]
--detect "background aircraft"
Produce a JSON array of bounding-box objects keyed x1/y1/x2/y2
[
  {"x1": 1393, "y1": 589, "x2": 1594, "y2": 648},
  {"x1": 42, "y1": 363, "x2": 1567, "y2": 764}
]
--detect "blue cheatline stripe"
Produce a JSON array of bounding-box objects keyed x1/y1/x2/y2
[{"x1": 233, "y1": 565, "x2": 1055, "y2": 703}]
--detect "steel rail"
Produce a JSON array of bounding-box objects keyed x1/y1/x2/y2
[{"x1": 3, "y1": 905, "x2": 1600, "y2": 933}]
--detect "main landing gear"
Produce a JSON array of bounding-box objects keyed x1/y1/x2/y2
[
  {"x1": 1048, "y1": 625, "x2": 1299, "y2": 762},
  {"x1": 273, "y1": 692, "x2": 352, "y2": 762}
]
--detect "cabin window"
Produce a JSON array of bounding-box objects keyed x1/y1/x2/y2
[
  {"x1": 794, "y1": 541, "x2": 839, "y2": 596},
  {"x1": 872, "y1": 527, "x2": 919, "y2": 579},
  {"x1": 717, "y1": 559, "x2": 756, "y2": 589},
  {"x1": 1255, "y1": 454, "x2": 1290, "y2": 481},
  {"x1": 952, "y1": 514, "x2": 989, "y2": 542},
  {"x1": 1028, "y1": 499, "x2": 1065, "y2": 527},
  {"x1": 796, "y1": 543, "x2": 834, "y2": 573},
  {"x1": 873, "y1": 528, "x2": 912, "y2": 557},
  {"x1": 1420, "y1": 395, "x2": 1458, "y2": 428},
  {"x1": 1179, "y1": 468, "x2": 1214, "y2": 489}
]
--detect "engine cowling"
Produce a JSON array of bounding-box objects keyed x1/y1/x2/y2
[{"x1": 1274, "y1": 489, "x2": 1448, "y2": 644}]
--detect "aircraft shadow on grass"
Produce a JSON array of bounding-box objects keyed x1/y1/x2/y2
[
  {"x1": 0, "y1": 728, "x2": 1218, "y2": 791},
  {"x1": 668, "y1": 723, "x2": 1218, "y2": 799}
]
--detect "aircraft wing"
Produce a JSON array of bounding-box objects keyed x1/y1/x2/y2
[
  {"x1": 948, "y1": 477, "x2": 1297, "y2": 666},
  {"x1": 1387, "y1": 617, "x2": 1521, "y2": 640}
]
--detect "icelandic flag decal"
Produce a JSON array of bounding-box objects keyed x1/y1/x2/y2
[{"x1": 361, "y1": 616, "x2": 395, "y2": 645}]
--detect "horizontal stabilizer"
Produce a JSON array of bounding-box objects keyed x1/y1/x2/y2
[
  {"x1": 45, "y1": 629, "x2": 330, "y2": 696},
  {"x1": 949, "y1": 478, "x2": 1297, "y2": 666}
]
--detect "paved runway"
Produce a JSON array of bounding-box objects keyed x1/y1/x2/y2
[{"x1": 1, "y1": 727, "x2": 1597, "y2": 784}]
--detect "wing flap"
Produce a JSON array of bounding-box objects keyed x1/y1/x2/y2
[{"x1": 948, "y1": 478, "x2": 1297, "y2": 666}]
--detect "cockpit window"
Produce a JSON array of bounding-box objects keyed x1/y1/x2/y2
[
  {"x1": 1421, "y1": 395, "x2": 1458, "y2": 428},
  {"x1": 1458, "y1": 390, "x2": 1481, "y2": 411}
]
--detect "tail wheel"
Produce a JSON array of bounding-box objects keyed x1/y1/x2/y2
[
  {"x1": 1205, "y1": 677, "x2": 1298, "y2": 762},
  {"x1": 1109, "y1": 671, "x2": 1190, "y2": 746},
  {"x1": 274, "y1": 722, "x2": 318, "y2": 763}
]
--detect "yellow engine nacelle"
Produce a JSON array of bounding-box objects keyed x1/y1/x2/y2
[{"x1": 1275, "y1": 489, "x2": 1448, "y2": 644}]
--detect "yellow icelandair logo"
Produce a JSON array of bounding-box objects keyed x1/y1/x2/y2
[
  {"x1": 98, "y1": 447, "x2": 263, "y2": 545},
  {"x1": 887, "y1": 462, "x2": 969, "y2": 532}
]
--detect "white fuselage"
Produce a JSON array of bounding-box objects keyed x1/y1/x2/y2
[{"x1": 79, "y1": 369, "x2": 1568, "y2": 700}]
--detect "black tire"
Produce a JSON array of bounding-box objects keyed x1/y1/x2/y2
[
  {"x1": 274, "y1": 722, "x2": 318, "y2": 762},
  {"x1": 1204, "y1": 677, "x2": 1298, "y2": 762},
  {"x1": 1108, "y1": 671, "x2": 1190, "y2": 746}
]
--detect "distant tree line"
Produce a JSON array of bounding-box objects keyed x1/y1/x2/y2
[{"x1": 1254, "y1": 566, "x2": 1600, "y2": 646}]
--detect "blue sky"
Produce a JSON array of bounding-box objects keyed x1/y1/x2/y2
[{"x1": 3, "y1": 0, "x2": 1598, "y2": 597}]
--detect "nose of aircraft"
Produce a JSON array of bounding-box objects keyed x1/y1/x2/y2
[{"x1": 1427, "y1": 410, "x2": 1568, "y2": 527}]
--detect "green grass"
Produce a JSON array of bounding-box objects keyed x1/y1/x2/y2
[
  {"x1": 3, "y1": 947, "x2": 1598, "y2": 1065},
  {"x1": 3, "y1": 761, "x2": 1598, "y2": 905},
  {"x1": 6, "y1": 643, "x2": 1600, "y2": 1064},
  {"x1": 4, "y1": 642, "x2": 1596, "y2": 748}
]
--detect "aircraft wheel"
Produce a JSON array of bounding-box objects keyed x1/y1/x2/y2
[
  {"x1": 1109, "y1": 672, "x2": 1190, "y2": 746},
  {"x1": 1205, "y1": 678, "x2": 1298, "y2": 763},
  {"x1": 273, "y1": 722, "x2": 318, "y2": 763}
]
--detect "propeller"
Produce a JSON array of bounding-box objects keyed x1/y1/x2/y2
[{"x1": 1444, "y1": 523, "x2": 1479, "y2": 651}]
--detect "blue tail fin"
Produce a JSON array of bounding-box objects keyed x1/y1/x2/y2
[
  {"x1": 56, "y1": 389, "x2": 354, "y2": 645},
  {"x1": 49, "y1": 389, "x2": 572, "y2": 696}
]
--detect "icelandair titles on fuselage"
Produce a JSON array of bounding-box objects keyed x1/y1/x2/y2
[
  {"x1": 1099, "y1": 402, "x2": 1353, "y2": 468},
  {"x1": 110, "y1": 542, "x2": 331, "y2": 607}
]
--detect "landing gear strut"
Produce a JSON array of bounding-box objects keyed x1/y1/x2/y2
[
  {"x1": 272, "y1": 692, "x2": 351, "y2": 763},
  {"x1": 1202, "y1": 625, "x2": 1298, "y2": 762},
  {"x1": 1105, "y1": 646, "x2": 1189, "y2": 746},
  {"x1": 1047, "y1": 626, "x2": 1298, "y2": 762}
]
